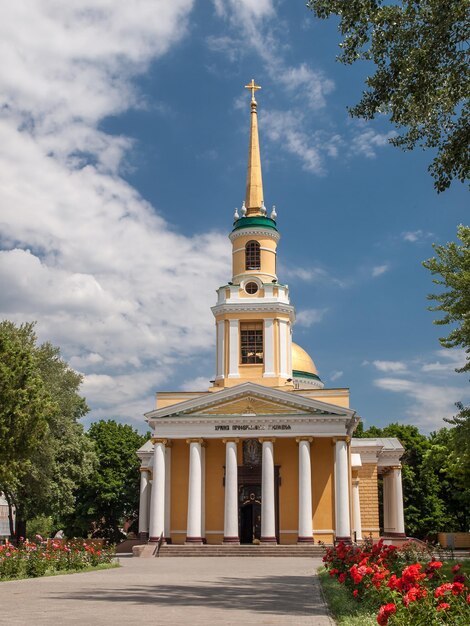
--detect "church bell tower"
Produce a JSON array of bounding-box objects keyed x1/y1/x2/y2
[{"x1": 211, "y1": 80, "x2": 295, "y2": 389}]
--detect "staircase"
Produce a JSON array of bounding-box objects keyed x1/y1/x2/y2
[{"x1": 133, "y1": 543, "x2": 327, "y2": 557}]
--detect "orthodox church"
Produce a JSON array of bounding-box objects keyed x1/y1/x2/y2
[{"x1": 136, "y1": 81, "x2": 405, "y2": 548}]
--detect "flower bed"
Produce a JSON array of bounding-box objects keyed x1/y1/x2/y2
[
  {"x1": 0, "y1": 536, "x2": 116, "y2": 580},
  {"x1": 322, "y1": 539, "x2": 470, "y2": 625}
]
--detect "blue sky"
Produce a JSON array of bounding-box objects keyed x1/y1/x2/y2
[{"x1": 0, "y1": 1, "x2": 468, "y2": 433}]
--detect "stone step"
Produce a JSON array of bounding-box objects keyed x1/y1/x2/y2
[
  {"x1": 156, "y1": 545, "x2": 326, "y2": 557},
  {"x1": 133, "y1": 543, "x2": 327, "y2": 558}
]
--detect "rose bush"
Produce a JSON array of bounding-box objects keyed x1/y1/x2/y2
[
  {"x1": 0, "y1": 536, "x2": 115, "y2": 580},
  {"x1": 322, "y1": 539, "x2": 470, "y2": 625}
]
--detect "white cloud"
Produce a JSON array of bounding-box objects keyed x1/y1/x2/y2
[
  {"x1": 295, "y1": 308, "x2": 327, "y2": 328},
  {"x1": 421, "y1": 349, "x2": 467, "y2": 374},
  {"x1": 350, "y1": 129, "x2": 396, "y2": 159},
  {"x1": 372, "y1": 360, "x2": 408, "y2": 373},
  {"x1": 180, "y1": 376, "x2": 212, "y2": 391},
  {"x1": 282, "y1": 264, "x2": 346, "y2": 288},
  {"x1": 0, "y1": 1, "x2": 242, "y2": 427},
  {"x1": 262, "y1": 110, "x2": 344, "y2": 175},
  {"x1": 372, "y1": 264, "x2": 390, "y2": 277},
  {"x1": 330, "y1": 370, "x2": 343, "y2": 382},
  {"x1": 401, "y1": 230, "x2": 434, "y2": 243},
  {"x1": 374, "y1": 377, "x2": 469, "y2": 431}
]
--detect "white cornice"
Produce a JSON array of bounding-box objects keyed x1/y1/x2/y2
[
  {"x1": 229, "y1": 228, "x2": 280, "y2": 243},
  {"x1": 211, "y1": 302, "x2": 295, "y2": 321}
]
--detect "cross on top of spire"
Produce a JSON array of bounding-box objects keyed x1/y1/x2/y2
[{"x1": 245, "y1": 78, "x2": 261, "y2": 102}]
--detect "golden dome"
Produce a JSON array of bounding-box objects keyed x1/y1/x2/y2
[{"x1": 292, "y1": 342, "x2": 319, "y2": 376}]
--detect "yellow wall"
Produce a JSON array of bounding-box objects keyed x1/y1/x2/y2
[
  {"x1": 312, "y1": 438, "x2": 335, "y2": 544},
  {"x1": 358, "y1": 464, "x2": 380, "y2": 538},
  {"x1": 275, "y1": 438, "x2": 298, "y2": 544},
  {"x1": 156, "y1": 392, "x2": 209, "y2": 409},
  {"x1": 204, "y1": 440, "x2": 226, "y2": 544},
  {"x1": 294, "y1": 388, "x2": 350, "y2": 409},
  {"x1": 170, "y1": 440, "x2": 189, "y2": 544}
]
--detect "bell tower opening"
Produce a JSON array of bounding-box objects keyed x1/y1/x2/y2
[
  {"x1": 245, "y1": 240, "x2": 260, "y2": 270},
  {"x1": 240, "y1": 322, "x2": 263, "y2": 364}
]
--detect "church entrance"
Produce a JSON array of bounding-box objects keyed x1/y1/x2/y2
[
  {"x1": 239, "y1": 488, "x2": 261, "y2": 544},
  {"x1": 236, "y1": 440, "x2": 280, "y2": 544}
]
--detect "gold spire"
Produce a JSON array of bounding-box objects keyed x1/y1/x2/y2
[{"x1": 244, "y1": 79, "x2": 264, "y2": 216}]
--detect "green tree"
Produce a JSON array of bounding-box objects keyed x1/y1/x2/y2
[
  {"x1": 0, "y1": 321, "x2": 95, "y2": 539},
  {"x1": 0, "y1": 322, "x2": 52, "y2": 497},
  {"x1": 63, "y1": 420, "x2": 148, "y2": 542},
  {"x1": 423, "y1": 224, "x2": 470, "y2": 374},
  {"x1": 424, "y1": 417, "x2": 470, "y2": 533},
  {"x1": 307, "y1": 0, "x2": 469, "y2": 191}
]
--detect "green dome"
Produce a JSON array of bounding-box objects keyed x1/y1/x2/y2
[{"x1": 232, "y1": 216, "x2": 278, "y2": 232}]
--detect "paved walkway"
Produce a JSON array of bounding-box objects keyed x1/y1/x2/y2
[{"x1": 0, "y1": 556, "x2": 333, "y2": 625}]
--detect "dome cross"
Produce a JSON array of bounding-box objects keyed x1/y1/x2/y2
[{"x1": 245, "y1": 78, "x2": 261, "y2": 102}]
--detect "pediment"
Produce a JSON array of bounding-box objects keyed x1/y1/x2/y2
[
  {"x1": 188, "y1": 395, "x2": 309, "y2": 417},
  {"x1": 145, "y1": 382, "x2": 355, "y2": 422}
]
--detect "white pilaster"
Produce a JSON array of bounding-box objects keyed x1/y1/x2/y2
[
  {"x1": 279, "y1": 319, "x2": 288, "y2": 378},
  {"x1": 223, "y1": 440, "x2": 240, "y2": 543},
  {"x1": 383, "y1": 467, "x2": 406, "y2": 537},
  {"x1": 138, "y1": 469, "x2": 150, "y2": 538},
  {"x1": 334, "y1": 439, "x2": 351, "y2": 542},
  {"x1": 287, "y1": 323, "x2": 292, "y2": 377},
  {"x1": 298, "y1": 438, "x2": 314, "y2": 542},
  {"x1": 164, "y1": 446, "x2": 171, "y2": 541},
  {"x1": 228, "y1": 319, "x2": 240, "y2": 378},
  {"x1": 148, "y1": 440, "x2": 166, "y2": 542},
  {"x1": 352, "y1": 478, "x2": 362, "y2": 542},
  {"x1": 263, "y1": 318, "x2": 275, "y2": 377},
  {"x1": 186, "y1": 440, "x2": 203, "y2": 543},
  {"x1": 261, "y1": 439, "x2": 277, "y2": 543},
  {"x1": 216, "y1": 320, "x2": 225, "y2": 380}
]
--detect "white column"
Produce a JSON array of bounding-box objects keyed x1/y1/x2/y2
[
  {"x1": 164, "y1": 446, "x2": 171, "y2": 541},
  {"x1": 335, "y1": 439, "x2": 351, "y2": 542},
  {"x1": 279, "y1": 319, "x2": 288, "y2": 378},
  {"x1": 263, "y1": 318, "x2": 275, "y2": 377},
  {"x1": 393, "y1": 468, "x2": 405, "y2": 537},
  {"x1": 216, "y1": 320, "x2": 225, "y2": 380},
  {"x1": 298, "y1": 438, "x2": 314, "y2": 542},
  {"x1": 186, "y1": 440, "x2": 203, "y2": 543},
  {"x1": 223, "y1": 440, "x2": 240, "y2": 543},
  {"x1": 261, "y1": 439, "x2": 277, "y2": 543},
  {"x1": 201, "y1": 445, "x2": 206, "y2": 542},
  {"x1": 352, "y1": 478, "x2": 362, "y2": 542},
  {"x1": 148, "y1": 440, "x2": 166, "y2": 542},
  {"x1": 138, "y1": 469, "x2": 150, "y2": 538},
  {"x1": 228, "y1": 319, "x2": 240, "y2": 378},
  {"x1": 383, "y1": 467, "x2": 406, "y2": 537},
  {"x1": 287, "y1": 323, "x2": 293, "y2": 377}
]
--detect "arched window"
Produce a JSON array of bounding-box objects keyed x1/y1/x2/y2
[{"x1": 245, "y1": 240, "x2": 260, "y2": 270}]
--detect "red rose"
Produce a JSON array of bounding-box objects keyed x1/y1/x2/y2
[
  {"x1": 353, "y1": 589, "x2": 358, "y2": 597},
  {"x1": 377, "y1": 603, "x2": 396, "y2": 626},
  {"x1": 428, "y1": 561, "x2": 443, "y2": 569},
  {"x1": 435, "y1": 583, "x2": 453, "y2": 598},
  {"x1": 436, "y1": 602, "x2": 450, "y2": 611},
  {"x1": 451, "y1": 564, "x2": 461, "y2": 573},
  {"x1": 452, "y1": 582, "x2": 464, "y2": 596}
]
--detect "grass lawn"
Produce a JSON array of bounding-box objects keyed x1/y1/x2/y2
[
  {"x1": 0, "y1": 562, "x2": 120, "y2": 582},
  {"x1": 318, "y1": 560, "x2": 470, "y2": 626},
  {"x1": 318, "y1": 566, "x2": 377, "y2": 626}
]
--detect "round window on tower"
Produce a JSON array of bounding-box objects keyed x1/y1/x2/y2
[{"x1": 245, "y1": 282, "x2": 259, "y2": 295}]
